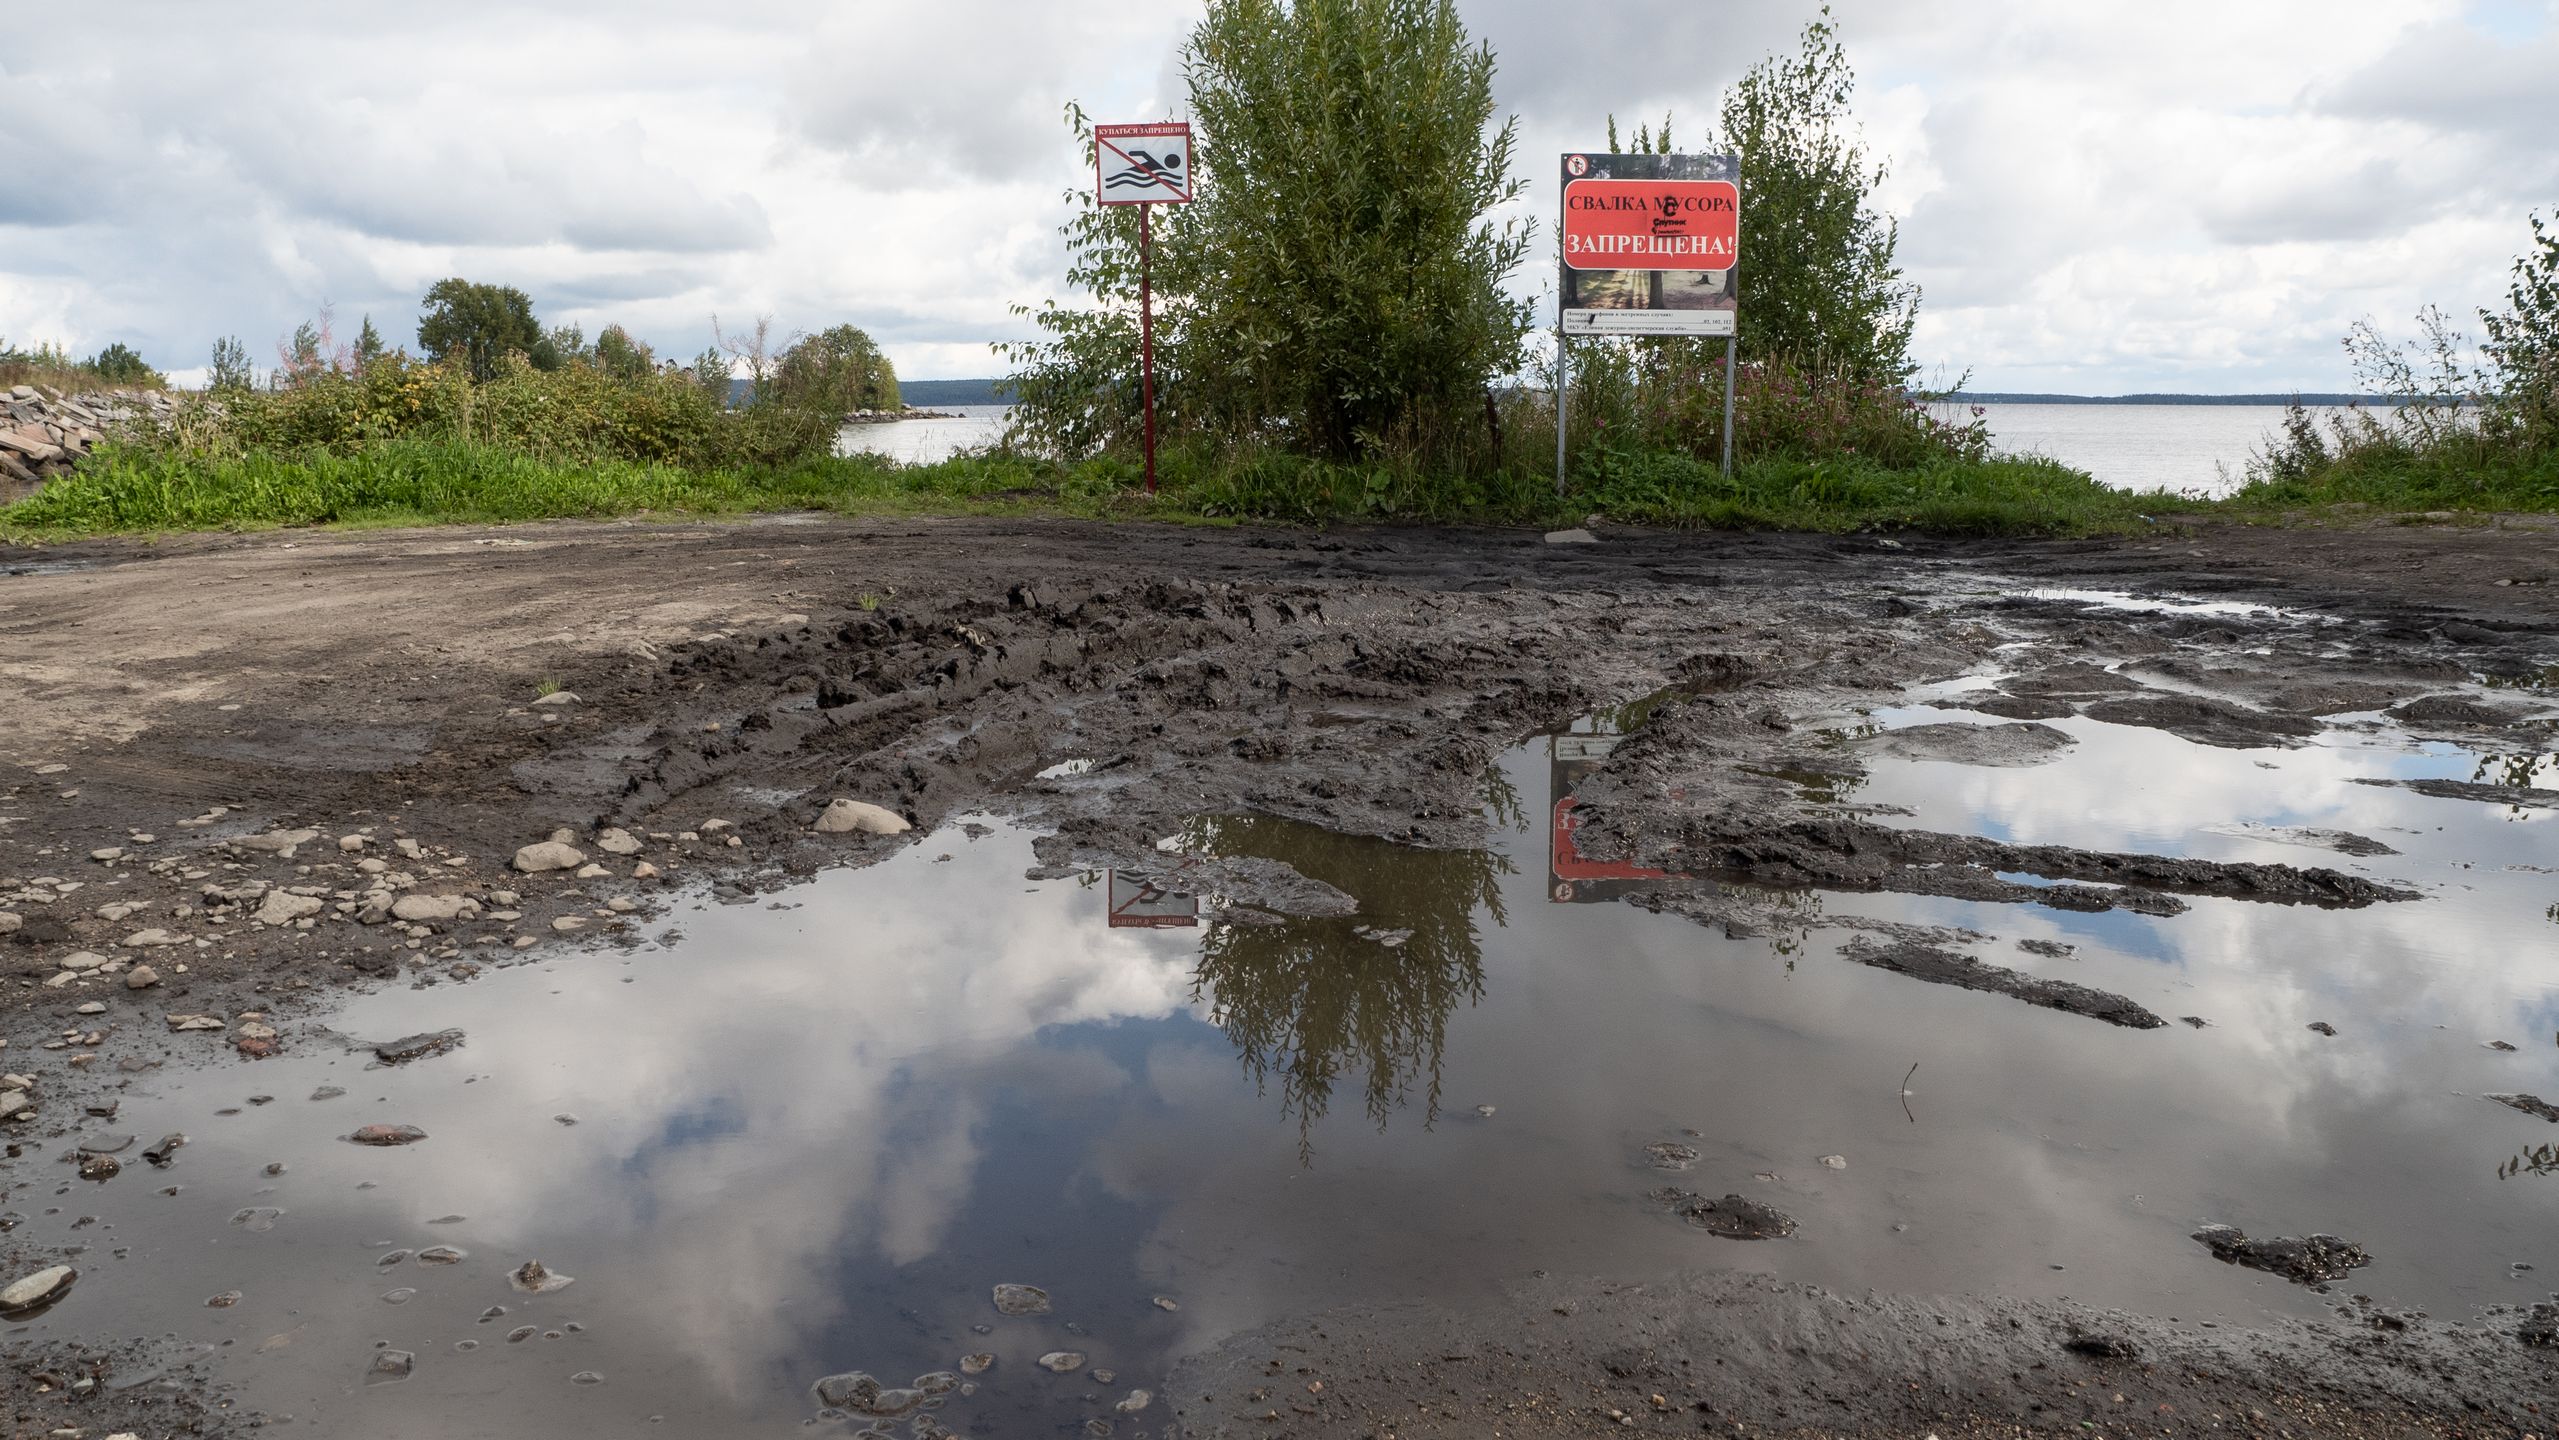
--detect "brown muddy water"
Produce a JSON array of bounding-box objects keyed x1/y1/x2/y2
[{"x1": 8, "y1": 629, "x2": 2557, "y2": 1435}]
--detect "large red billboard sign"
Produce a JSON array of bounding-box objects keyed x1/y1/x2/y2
[{"x1": 1562, "y1": 179, "x2": 1740, "y2": 271}]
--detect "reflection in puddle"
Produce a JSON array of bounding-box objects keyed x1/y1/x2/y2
[{"x1": 13, "y1": 695, "x2": 2559, "y2": 1434}]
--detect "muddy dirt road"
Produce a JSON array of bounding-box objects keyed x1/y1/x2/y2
[{"x1": 1, "y1": 513, "x2": 2556, "y2": 1437}]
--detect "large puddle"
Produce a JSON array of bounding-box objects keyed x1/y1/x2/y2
[{"x1": 10, "y1": 679, "x2": 2558, "y2": 1434}]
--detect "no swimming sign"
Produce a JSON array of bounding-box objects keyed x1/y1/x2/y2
[{"x1": 1095, "y1": 122, "x2": 1193, "y2": 205}]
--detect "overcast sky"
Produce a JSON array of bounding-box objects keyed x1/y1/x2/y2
[{"x1": 2, "y1": 0, "x2": 2553, "y2": 393}]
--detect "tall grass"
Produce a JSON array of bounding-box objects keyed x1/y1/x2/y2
[{"x1": 0, "y1": 432, "x2": 2188, "y2": 541}]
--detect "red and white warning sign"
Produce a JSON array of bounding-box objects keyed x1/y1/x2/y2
[{"x1": 1095, "y1": 121, "x2": 1193, "y2": 205}]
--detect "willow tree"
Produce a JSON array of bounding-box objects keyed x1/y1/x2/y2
[{"x1": 1003, "y1": 0, "x2": 1533, "y2": 462}]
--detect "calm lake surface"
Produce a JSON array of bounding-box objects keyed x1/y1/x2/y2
[
  {"x1": 846, "y1": 401, "x2": 2346, "y2": 498},
  {"x1": 1977, "y1": 403, "x2": 2349, "y2": 498}
]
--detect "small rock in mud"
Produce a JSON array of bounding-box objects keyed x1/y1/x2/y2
[
  {"x1": 2017, "y1": 939, "x2": 2076, "y2": 959},
  {"x1": 348, "y1": 1123, "x2": 427, "y2": 1146},
  {"x1": 813, "y1": 799, "x2": 911, "y2": 835},
  {"x1": 1855, "y1": 721, "x2": 2075, "y2": 768},
  {"x1": 1038, "y1": 1351, "x2": 1088, "y2": 1373},
  {"x1": 1152, "y1": 1295, "x2": 1180, "y2": 1311},
  {"x1": 508, "y1": 1326, "x2": 538, "y2": 1343},
  {"x1": 310, "y1": 1086, "x2": 345, "y2": 1101},
  {"x1": 2181, "y1": 1016, "x2": 2211, "y2": 1029},
  {"x1": 992, "y1": 1282, "x2": 1052, "y2": 1315},
  {"x1": 2191, "y1": 1223, "x2": 2370, "y2": 1287},
  {"x1": 1840, "y1": 938, "x2": 2164, "y2": 1029},
  {"x1": 958, "y1": 1353, "x2": 995, "y2": 1375},
  {"x1": 77, "y1": 1154, "x2": 120, "y2": 1181},
  {"x1": 206, "y1": 1290, "x2": 240, "y2": 1308},
  {"x1": 1650, "y1": 1187, "x2": 1798, "y2": 1240},
  {"x1": 510, "y1": 1259, "x2": 575, "y2": 1293},
  {"x1": 2487, "y1": 1093, "x2": 2559, "y2": 1123},
  {"x1": 367, "y1": 1349, "x2": 415, "y2": 1384},
  {"x1": 371, "y1": 1029, "x2": 465, "y2": 1066},
  {"x1": 142, "y1": 1134, "x2": 186, "y2": 1166},
  {"x1": 812, "y1": 1373, "x2": 924, "y2": 1417},
  {"x1": 2308, "y1": 1021, "x2": 2337, "y2": 1036},
  {"x1": 913, "y1": 1371, "x2": 960, "y2": 1395},
  {"x1": 230, "y1": 1207, "x2": 284, "y2": 1232},
  {"x1": 2486, "y1": 1039, "x2": 2518, "y2": 1052},
  {"x1": 381, "y1": 1287, "x2": 417, "y2": 1304},
  {"x1": 1116, "y1": 1388, "x2": 1154, "y2": 1413},
  {"x1": 513, "y1": 841, "x2": 586, "y2": 873},
  {"x1": 570, "y1": 1370, "x2": 605, "y2": 1386},
  {"x1": 1641, "y1": 1141, "x2": 1701, "y2": 1171},
  {"x1": 416, "y1": 1245, "x2": 467, "y2": 1265},
  {"x1": 1818, "y1": 1154, "x2": 1848, "y2": 1169},
  {"x1": 0, "y1": 1264, "x2": 76, "y2": 1316}
]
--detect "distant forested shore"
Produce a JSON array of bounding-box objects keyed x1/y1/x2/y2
[{"x1": 1965, "y1": 392, "x2": 2410, "y2": 406}]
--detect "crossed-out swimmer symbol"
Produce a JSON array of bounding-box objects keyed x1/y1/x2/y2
[{"x1": 1104, "y1": 146, "x2": 1186, "y2": 193}]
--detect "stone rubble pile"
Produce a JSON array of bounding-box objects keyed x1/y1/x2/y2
[{"x1": 0, "y1": 383, "x2": 172, "y2": 504}]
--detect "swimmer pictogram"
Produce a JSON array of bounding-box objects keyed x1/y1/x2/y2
[{"x1": 1094, "y1": 121, "x2": 1194, "y2": 206}]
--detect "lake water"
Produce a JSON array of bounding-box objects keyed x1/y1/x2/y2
[
  {"x1": 24, "y1": 634, "x2": 2555, "y2": 1435},
  {"x1": 1977, "y1": 403, "x2": 2348, "y2": 498},
  {"x1": 843, "y1": 401, "x2": 2344, "y2": 499},
  {"x1": 835, "y1": 405, "x2": 1014, "y2": 464}
]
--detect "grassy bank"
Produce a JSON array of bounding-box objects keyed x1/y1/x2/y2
[{"x1": 0, "y1": 436, "x2": 2202, "y2": 541}]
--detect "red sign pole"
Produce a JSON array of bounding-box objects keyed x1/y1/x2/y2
[{"x1": 1141, "y1": 204, "x2": 1156, "y2": 495}]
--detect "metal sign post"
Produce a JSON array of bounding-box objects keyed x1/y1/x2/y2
[
  {"x1": 1095, "y1": 121, "x2": 1194, "y2": 495},
  {"x1": 1555, "y1": 151, "x2": 1744, "y2": 487}
]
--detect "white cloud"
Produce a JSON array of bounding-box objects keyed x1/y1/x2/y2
[{"x1": 0, "y1": 0, "x2": 2552, "y2": 387}]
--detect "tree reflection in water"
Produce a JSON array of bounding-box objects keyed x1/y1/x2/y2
[{"x1": 1176, "y1": 813, "x2": 1511, "y2": 1161}]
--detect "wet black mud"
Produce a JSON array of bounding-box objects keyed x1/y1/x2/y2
[{"x1": 3, "y1": 516, "x2": 2559, "y2": 1435}]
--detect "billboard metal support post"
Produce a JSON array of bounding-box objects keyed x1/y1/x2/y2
[
  {"x1": 1554, "y1": 331, "x2": 1568, "y2": 497},
  {"x1": 1720, "y1": 336, "x2": 1737, "y2": 478},
  {"x1": 1141, "y1": 205, "x2": 1156, "y2": 495}
]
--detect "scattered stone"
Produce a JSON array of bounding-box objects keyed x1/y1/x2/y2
[
  {"x1": 595, "y1": 827, "x2": 643, "y2": 855},
  {"x1": 1543, "y1": 528, "x2": 1599, "y2": 544},
  {"x1": 1651, "y1": 1188, "x2": 1799, "y2": 1240},
  {"x1": 551, "y1": 916, "x2": 587, "y2": 933},
  {"x1": 230, "y1": 1207, "x2": 284, "y2": 1232},
  {"x1": 510, "y1": 1259, "x2": 575, "y2": 1293},
  {"x1": 310, "y1": 1086, "x2": 345, "y2": 1101},
  {"x1": 165, "y1": 1013, "x2": 226, "y2": 1033},
  {"x1": 0, "y1": 1264, "x2": 76, "y2": 1315},
  {"x1": 2487, "y1": 1093, "x2": 2559, "y2": 1123},
  {"x1": 530, "y1": 690, "x2": 580, "y2": 707},
  {"x1": 123, "y1": 928, "x2": 188, "y2": 948},
  {"x1": 574, "y1": 863, "x2": 611, "y2": 879},
  {"x1": 570, "y1": 1370, "x2": 605, "y2": 1386},
  {"x1": 90, "y1": 847, "x2": 125, "y2": 863},
  {"x1": 2180, "y1": 1015, "x2": 2211, "y2": 1029},
  {"x1": 125, "y1": 965, "x2": 160, "y2": 990},
  {"x1": 1152, "y1": 1295, "x2": 1180, "y2": 1312},
  {"x1": 206, "y1": 1290, "x2": 240, "y2": 1307},
  {"x1": 78, "y1": 1153, "x2": 120, "y2": 1180},
  {"x1": 1115, "y1": 1389, "x2": 1154, "y2": 1415},
  {"x1": 1038, "y1": 1351, "x2": 1088, "y2": 1374},
  {"x1": 371, "y1": 1030, "x2": 466, "y2": 1066},
  {"x1": 1641, "y1": 1141, "x2": 1700, "y2": 1171},
  {"x1": 992, "y1": 1283, "x2": 1052, "y2": 1315},
  {"x1": 75, "y1": 1001, "x2": 105, "y2": 1015},
  {"x1": 1818, "y1": 1154, "x2": 1848, "y2": 1169},
  {"x1": 2486, "y1": 1039, "x2": 2518, "y2": 1051},
  {"x1": 813, "y1": 799, "x2": 911, "y2": 835},
  {"x1": 339, "y1": 834, "x2": 367, "y2": 852},
  {"x1": 512, "y1": 841, "x2": 587, "y2": 873},
  {"x1": 255, "y1": 891, "x2": 324, "y2": 926},
  {"x1": 348, "y1": 1123, "x2": 428, "y2": 1146},
  {"x1": 959, "y1": 1353, "x2": 995, "y2": 1375},
  {"x1": 812, "y1": 1374, "x2": 926, "y2": 1418},
  {"x1": 2191, "y1": 1224, "x2": 2370, "y2": 1288},
  {"x1": 142, "y1": 1134, "x2": 185, "y2": 1165},
  {"x1": 239, "y1": 828, "x2": 322, "y2": 854},
  {"x1": 389, "y1": 894, "x2": 471, "y2": 924},
  {"x1": 367, "y1": 1349, "x2": 415, "y2": 1384},
  {"x1": 2308, "y1": 1021, "x2": 2337, "y2": 1036},
  {"x1": 416, "y1": 1246, "x2": 467, "y2": 1265}
]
